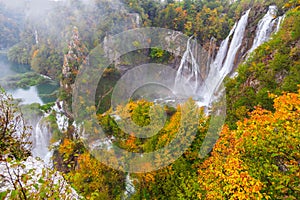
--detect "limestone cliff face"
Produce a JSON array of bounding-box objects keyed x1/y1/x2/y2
[
  {"x1": 60, "y1": 26, "x2": 88, "y2": 120},
  {"x1": 59, "y1": 11, "x2": 143, "y2": 118}
]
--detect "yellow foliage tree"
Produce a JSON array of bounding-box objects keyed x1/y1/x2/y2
[{"x1": 198, "y1": 88, "x2": 300, "y2": 199}]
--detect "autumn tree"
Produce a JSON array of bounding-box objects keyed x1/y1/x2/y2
[
  {"x1": 0, "y1": 88, "x2": 79, "y2": 199},
  {"x1": 198, "y1": 89, "x2": 300, "y2": 199},
  {"x1": 118, "y1": 99, "x2": 207, "y2": 199},
  {"x1": 0, "y1": 88, "x2": 31, "y2": 161},
  {"x1": 225, "y1": 8, "x2": 300, "y2": 128},
  {"x1": 65, "y1": 152, "x2": 125, "y2": 199}
]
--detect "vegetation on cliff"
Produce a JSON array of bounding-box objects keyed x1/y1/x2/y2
[{"x1": 0, "y1": 0, "x2": 299, "y2": 199}]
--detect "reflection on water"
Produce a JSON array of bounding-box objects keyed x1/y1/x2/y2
[{"x1": 0, "y1": 54, "x2": 58, "y2": 105}]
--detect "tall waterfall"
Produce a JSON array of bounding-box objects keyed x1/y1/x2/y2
[
  {"x1": 174, "y1": 9, "x2": 250, "y2": 106},
  {"x1": 213, "y1": 23, "x2": 237, "y2": 71},
  {"x1": 248, "y1": 6, "x2": 277, "y2": 54},
  {"x1": 197, "y1": 21, "x2": 237, "y2": 105},
  {"x1": 203, "y1": 9, "x2": 250, "y2": 105},
  {"x1": 174, "y1": 36, "x2": 202, "y2": 98}
]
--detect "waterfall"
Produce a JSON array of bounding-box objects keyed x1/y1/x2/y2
[
  {"x1": 174, "y1": 9, "x2": 250, "y2": 106},
  {"x1": 222, "y1": 9, "x2": 250, "y2": 75},
  {"x1": 275, "y1": 14, "x2": 285, "y2": 33},
  {"x1": 135, "y1": 13, "x2": 140, "y2": 27},
  {"x1": 213, "y1": 23, "x2": 237, "y2": 71},
  {"x1": 174, "y1": 36, "x2": 202, "y2": 98},
  {"x1": 248, "y1": 6, "x2": 277, "y2": 54},
  {"x1": 199, "y1": 9, "x2": 250, "y2": 105},
  {"x1": 124, "y1": 173, "x2": 135, "y2": 199},
  {"x1": 34, "y1": 29, "x2": 39, "y2": 45},
  {"x1": 30, "y1": 101, "x2": 68, "y2": 167},
  {"x1": 197, "y1": 22, "x2": 237, "y2": 105},
  {"x1": 31, "y1": 116, "x2": 52, "y2": 166},
  {"x1": 53, "y1": 101, "x2": 68, "y2": 132}
]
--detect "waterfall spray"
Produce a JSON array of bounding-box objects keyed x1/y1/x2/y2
[{"x1": 174, "y1": 36, "x2": 202, "y2": 97}]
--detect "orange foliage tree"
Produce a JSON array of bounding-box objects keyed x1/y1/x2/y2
[{"x1": 198, "y1": 88, "x2": 300, "y2": 199}]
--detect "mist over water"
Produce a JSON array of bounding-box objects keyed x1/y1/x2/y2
[{"x1": 0, "y1": 55, "x2": 30, "y2": 78}]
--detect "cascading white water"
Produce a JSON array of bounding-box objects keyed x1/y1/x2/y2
[
  {"x1": 248, "y1": 6, "x2": 277, "y2": 54},
  {"x1": 275, "y1": 14, "x2": 285, "y2": 33},
  {"x1": 30, "y1": 101, "x2": 68, "y2": 167},
  {"x1": 53, "y1": 101, "x2": 69, "y2": 132},
  {"x1": 34, "y1": 29, "x2": 39, "y2": 45},
  {"x1": 123, "y1": 173, "x2": 135, "y2": 199},
  {"x1": 174, "y1": 9, "x2": 250, "y2": 106},
  {"x1": 174, "y1": 36, "x2": 202, "y2": 97},
  {"x1": 31, "y1": 117, "x2": 52, "y2": 166},
  {"x1": 222, "y1": 9, "x2": 250, "y2": 75},
  {"x1": 198, "y1": 9, "x2": 250, "y2": 106},
  {"x1": 196, "y1": 22, "x2": 237, "y2": 105},
  {"x1": 214, "y1": 23, "x2": 237, "y2": 71}
]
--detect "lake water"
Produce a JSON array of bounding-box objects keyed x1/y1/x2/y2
[{"x1": 0, "y1": 54, "x2": 58, "y2": 105}]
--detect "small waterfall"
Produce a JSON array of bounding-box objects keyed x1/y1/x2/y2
[
  {"x1": 30, "y1": 101, "x2": 68, "y2": 167},
  {"x1": 248, "y1": 6, "x2": 277, "y2": 54},
  {"x1": 31, "y1": 116, "x2": 52, "y2": 166},
  {"x1": 53, "y1": 101, "x2": 68, "y2": 132},
  {"x1": 34, "y1": 29, "x2": 39, "y2": 45},
  {"x1": 135, "y1": 14, "x2": 140, "y2": 27},
  {"x1": 275, "y1": 14, "x2": 285, "y2": 33},
  {"x1": 124, "y1": 173, "x2": 135, "y2": 199}
]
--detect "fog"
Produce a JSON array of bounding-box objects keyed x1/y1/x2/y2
[{"x1": 0, "y1": 0, "x2": 128, "y2": 49}]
